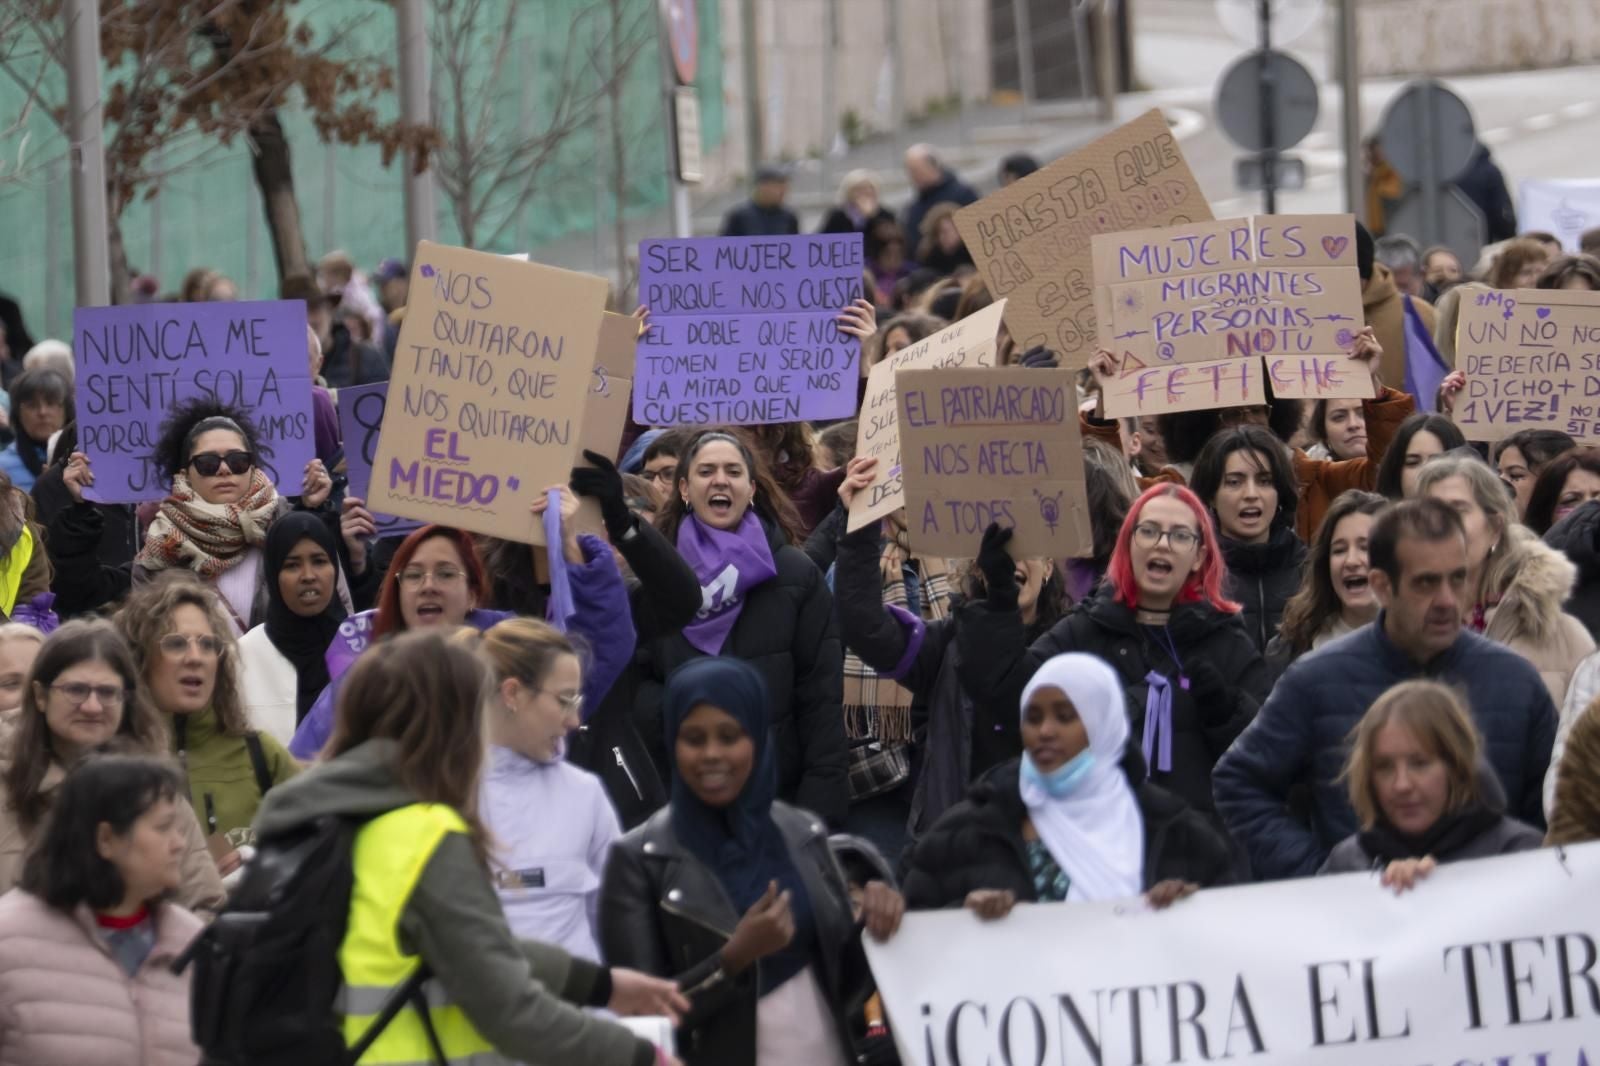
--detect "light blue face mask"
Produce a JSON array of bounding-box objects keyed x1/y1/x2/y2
[{"x1": 1021, "y1": 749, "x2": 1097, "y2": 799}]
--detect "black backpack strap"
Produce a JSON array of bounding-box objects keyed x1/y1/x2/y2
[
  {"x1": 346, "y1": 966, "x2": 449, "y2": 1066},
  {"x1": 244, "y1": 732, "x2": 273, "y2": 798}
]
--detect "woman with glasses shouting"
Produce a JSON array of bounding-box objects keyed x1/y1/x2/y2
[
  {"x1": 116, "y1": 575, "x2": 299, "y2": 883},
  {"x1": 57, "y1": 398, "x2": 336, "y2": 630},
  {"x1": 956, "y1": 485, "x2": 1268, "y2": 844},
  {"x1": 0, "y1": 619, "x2": 227, "y2": 914}
]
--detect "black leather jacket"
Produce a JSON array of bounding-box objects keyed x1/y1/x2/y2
[{"x1": 599, "y1": 802, "x2": 870, "y2": 1066}]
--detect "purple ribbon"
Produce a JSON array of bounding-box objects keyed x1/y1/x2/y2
[
  {"x1": 544, "y1": 488, "x2": 574, "y2": 633},
  {"x1": 1142, "y1": 670, "x2": 1174, "y2": 773}
]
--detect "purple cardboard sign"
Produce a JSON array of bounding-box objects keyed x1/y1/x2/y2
[
  {"x1": 633, "y1": 312, "x2": 858, "y2": 425},
  {"x1": 637, "y1": 234, "x2": 865, "y2": 315},
  {"x1": 633, "y1": 234, "x2": 865, "y2": 426},
  {"x1": 74, "y1": 300, "x2": 317, "y2": 503},
  {"x1": 336, "y1": 382, "x2": 422, "y2": 537}
]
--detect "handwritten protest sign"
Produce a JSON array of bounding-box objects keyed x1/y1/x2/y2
[
  {"x1": 554, "y1": 310, "x2": 645, "y2": 543},
  {"x1": 1091, "y1": 214, "x2": 1367, "y2": 416},
  {"x1": 897, "y1": 366, "x2": 1091, "y2": 559},
  {"x1": 370, "y1": 242, "x2": 608, "y2": 541},
  {"x1": 337, "y1": 383, "x2": 421, "y2": 538},
  {"x1": 1455, "y1": 288, "x2": 1600, "y2": 442},
  {"x1": 955, "y1": 109, "x2": 1210, "y2": 371},
  {"x1": 74, "y1": 300, "x2": 315, "y2": 503},
  {"x1": 848, "y1": 301, "x2": 1007, "y2": 532},
  {"x1": 634, "y1": 234, "x2": 864, "y2": 424},
  {"x1": 867, "y1": 843, "x2": 1600, "y2": 1066}
]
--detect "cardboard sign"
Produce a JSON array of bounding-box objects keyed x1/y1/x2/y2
[
  {"x1": 369, "y1": 241, "x2": 609, "y2": 542},
  {"x1": 1454, "y1": 287, "x2": 1600, "y2": 442},
  {"x1": 896, "y1": 366, "x2": 1091, "y2": 559},
  {"x1": 561, "y1": 310, "x2": 644, "y2": 541},
  {"x1": 633, "y1": 234, "x2": 865, "y2": 425},
  {"x1": 74, "y1": 300, "x2": 316, "y2": 503},
  {"x1": 1092, "y1": 214, "x2": 1368, "y2": 416},
  {"x1": 848, "y1": 301, "x2": 1007, "y2": 532},
  {"x1": 337, "y1": 382, "x2": 422, "y2": 538},
  {"x1": 955, "y1": 109, "x2": 1210, "y2": 371}
]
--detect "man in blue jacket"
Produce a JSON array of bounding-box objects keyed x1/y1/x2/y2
[{"x1": 1214, "y1": 497, "x2": 1556, "y2": 879}]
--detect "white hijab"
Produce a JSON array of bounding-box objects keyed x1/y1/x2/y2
[{"x1": 1019, "y1": 653, "x2": 1145, "y2": 902}]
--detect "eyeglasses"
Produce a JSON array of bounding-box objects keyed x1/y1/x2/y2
[
  {"x1": 398, "y1": 566, "x2": 466, "y2": 588},
  {"x1": 188, "y1": 450, "x2": 253, "y2": 477},
  {"x1": 532, "y1": 688, "x2": 584, "y2": 715},
  {"x1": 51, "y1": 682, "x2": 127, "y2": 707},
  {"x1": 159, "y1": 634, "x2": 223, "y2": 658},
  {"x1": 1132, "y1": 523, "x2": 1200, "y2": 551},
  {"x1": 643, "y1": 467, "x2": 676, "y2": 485}
]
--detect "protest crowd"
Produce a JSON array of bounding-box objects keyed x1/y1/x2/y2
[{"x1": 2, "y1": 127, "x2": 1600, "y2": 1066}]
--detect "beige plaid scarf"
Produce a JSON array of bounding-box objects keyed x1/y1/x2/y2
[{"x1": 842, "y1": 523, "x2": 953, "y2": 745}]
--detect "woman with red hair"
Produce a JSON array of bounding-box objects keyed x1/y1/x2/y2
[
  {"x1": 955, "y1": 485, "x2": 1269, "y2": 824},
  {"x1": 287, "y1": 524, "x2": 509, "y2": 758}
]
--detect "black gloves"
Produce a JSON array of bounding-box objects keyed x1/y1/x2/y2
[
  {"x1": 976, "y1": 523, "x2": 1019, "y2": 608},
  {"x1": 1183, "y1": 660, "x2": 1231, "y2": 721},
  {"x1": 570, "y1": 449, "x2": 634, "y2": 541},
  {"x1": 1018, "y1": 346, "x2": 1060, "y2": 369}
]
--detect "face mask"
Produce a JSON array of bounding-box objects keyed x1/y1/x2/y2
[{"x1": 1022, "y1": 749, "x2": 1096, "y2": 800}]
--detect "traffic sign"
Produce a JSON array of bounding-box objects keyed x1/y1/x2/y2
[
  {"x1": 1216, "y1": 0, "x2": 1323, "y2": 46},
  {"x1": 1215, "y1": 49, "x2": 1320, "y2": 153},
  {"x1": 1387, "y1": 186, "x2": 1485, "y2": 269},
  {"x1": 1378, "y1": 80, "x2": 1476, "y2": 184},
  {"x1": 673, "y1": 87, "x2": 703, "y2": 184},
  {"x1": 1235, "y1": 154, "x2": 1307, "y2": 192},
  {"x1": 662, "y1": 0, "x2": 698, "y2": 85}
]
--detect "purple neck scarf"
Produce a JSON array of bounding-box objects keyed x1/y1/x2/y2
[{"x1": 676, "y1": 510, "x2": 778, "y2": 655}]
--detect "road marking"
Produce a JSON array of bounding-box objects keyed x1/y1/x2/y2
[
  {"x1": 1522, "y1": 113, "x2": 1560, "y2": 131},
  {"x1": 1167, "y1": 106, "x2": 1205, "y2": 142},
  {"x1": 1562, "y1": 101, "x2": 1598, "y2": 120},
  {"x1": 1482, "y1": 126, "x2": 1513, "y2": 145}
]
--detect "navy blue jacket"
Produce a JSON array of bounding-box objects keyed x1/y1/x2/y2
[{"x1": 1213, "y1": 616, "x2": 1557, "y2": 880}]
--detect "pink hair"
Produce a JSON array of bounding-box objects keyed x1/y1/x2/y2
[{"x1": 1105, "y1": 484, "x2": 1241, "y2": 613}]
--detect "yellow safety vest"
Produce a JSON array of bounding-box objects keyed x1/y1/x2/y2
[
  {"x1": 338, "y1": 803, "x2": 500, "y2": 1065},
  {"x1": 0, "y1": 525, "x2": 34, "y2": 617}
]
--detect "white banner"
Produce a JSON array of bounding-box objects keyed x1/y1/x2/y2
[
  {"x1": 1518, "y1": 179, "x2": 1600, "y2": 252},
  {"x1": 866, "y1": 843, "x2": 1600, "y2": 1065}
]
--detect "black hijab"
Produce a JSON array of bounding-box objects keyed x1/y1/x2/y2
[{"x1": 263, "y1": 512, "x2": 347, "y2": 722}]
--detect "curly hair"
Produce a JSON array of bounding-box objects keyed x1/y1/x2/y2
[
  {"x1": 150, "y1": 396, "x2": 270, "y2": 485},
  {"x1": 1, "y1": 620, "x2": 166, "y2": 833},
  {"x1": 115, "y1": 573, "x2": 249, "y2": 736},
  {"x1": 1276, "y1": 490, "x2": 1387, "y2": 657}
]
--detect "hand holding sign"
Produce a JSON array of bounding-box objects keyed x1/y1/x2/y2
[
  {"x1": 63, "y1": 452, "x2": 93, "y2": 503},
  {"x1": 340, "y1": 497, "x2": 377, "y2": 576}
]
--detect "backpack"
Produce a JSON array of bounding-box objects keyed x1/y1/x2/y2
[{"x1": 175, "y1": 815, "x2": 447, "y2": 1066}]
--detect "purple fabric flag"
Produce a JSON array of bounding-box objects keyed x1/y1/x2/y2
[
  {"x1": 544, "y1": 488, "x2": 574, "y2": 633},
  {"x1": 1402, "y1": 294, "x2": 1451, "y2": 413},
  {"x1": 336, "y1": 382, "x2": 422, "y2": 537},
  {"x1": 73, "y1": 300, "x2": 317, "y2": 503}
]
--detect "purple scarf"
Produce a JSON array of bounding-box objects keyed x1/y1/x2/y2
[
  {"x1": 676, "y1": 511, "x2": 778, "y2": 655},
  {"x1": 1143, "y1": 670, "x2": 1184, "y2": 774},
  {"x1": 544, "y1": 488, "x2": 574, "y2": 633}
]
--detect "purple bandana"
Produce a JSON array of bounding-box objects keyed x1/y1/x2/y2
[
  {"x1": 544, "y1": 488, "x2": 574, "y2": 633},
  {"x1": 676, "y1": 510, "x2": 778, "y2": 655}
]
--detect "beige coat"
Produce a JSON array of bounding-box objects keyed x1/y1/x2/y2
[
  {"x1": 0, "y1": 890, "x2": 202, "y2": 1066},
  {"x1": 1484, "y1": 527, "x2": 1596, "y2": 712},
  {"x1": 0, "y1": 762, "x2": 226, "y2": 917}
]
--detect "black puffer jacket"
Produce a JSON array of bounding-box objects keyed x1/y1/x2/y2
[
  {"x1": 599, "y1": 802, "x2": 869, "y2": 1066},
  {"x1": 956, "y1": 584, "x2": 1268, "y2": 817},
  {"x1": 901, "y1": 748, "x2": 1238, "y2": 910},
  {"x1": 1544, "y1": 500, "x2": 1600, "y2": 641},
  {"x1": 1219, "y1": 524, "x2": 1308, "y2": 652},
  {"x1": 834, "y1": 519, "x2": 1053, "y2": 834},
  {"x1": 635, "y1": 517, "x2": 848, "y2": 824}
]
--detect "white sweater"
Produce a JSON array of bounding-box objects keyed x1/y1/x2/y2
[{"x1": 235, "y1": 626, "x2": 299, "y2": 748}]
